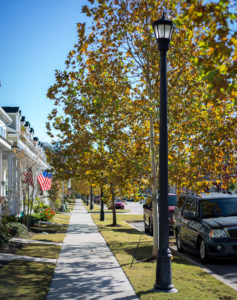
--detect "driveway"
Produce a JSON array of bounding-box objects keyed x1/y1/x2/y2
[{"x1": 125, "y1": 201, "x2": 144, "y2": 215}]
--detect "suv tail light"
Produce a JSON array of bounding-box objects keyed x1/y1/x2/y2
[{"x1": 169, "y1": 217, "x2": 174, "y2": 224}]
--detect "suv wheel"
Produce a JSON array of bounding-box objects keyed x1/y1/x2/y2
[
  {"x1": 144, "y1": 216, "x2": 149, "y2": 233},
  {"x1": 149, "y1": 219, "x2": 153, "y2": 236},
  {"x1": 199, "y1": 238, "x2": 208, "y2": 263},
  {"x1": 176, "y1": 232, "x2": 184, "y2": 252}
]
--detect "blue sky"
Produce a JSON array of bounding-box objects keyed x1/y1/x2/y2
[
  {"x1": 0, "y1": 0, "x2": 89, "y2": 143},
  {"x1": 1, "y1": 1, "x2": 235, "y2": 145}
]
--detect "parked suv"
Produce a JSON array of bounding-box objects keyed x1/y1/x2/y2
[{"x1": 173, "y1": 192, "x2": 237, "y2": 262}]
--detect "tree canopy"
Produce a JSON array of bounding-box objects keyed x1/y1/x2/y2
[{"x1": 47, "y1": 0, "x2": 237, "y2": 216}]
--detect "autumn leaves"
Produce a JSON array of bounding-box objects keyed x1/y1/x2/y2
[{"x1": 46, "y1": 0, "x2": 236, "y2": 203}]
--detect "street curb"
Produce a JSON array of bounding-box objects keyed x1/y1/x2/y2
[
  {"x1": 125, "y1": 221, "x2": 143, "y2": 232},
  {"x1": 11, "y1": 238, "x2": 62, "y2": 246},
  {"x1": 0, "y1": 253, "x2": 57, "y2": 264}
]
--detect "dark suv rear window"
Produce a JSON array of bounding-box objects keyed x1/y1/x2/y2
[
  {"x1": 168, "y1": 195, "x2": 177, "y2": 206},
  {"x1": 158, "y1": 195, "x2": 177, "y2": 206},
  {"x1": 200, "y1": 198, "x2": 237, "y2": 218}
]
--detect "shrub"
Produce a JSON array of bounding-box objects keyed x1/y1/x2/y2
[
  {"x1": 28, "y1": 214, "x2": 41, "y2": 225},
  {"x1": 3, "y1": 215, "x2": 18, "y2": 223},
  {"x1": 19, "y1": 214, "x2": 41, "y2": 226},
  {"x1": 0, "y1": 221, "x2": 11, "y2": 248},
  {"x1": 39, "y1": 208, "x2": 55, "y2": 221},
  {"x1": 7, "y1": 222, "x2": 28, "y2": 237},
  {"x1": 33, "y1": 202, "x2": 50, "y2": 214}
]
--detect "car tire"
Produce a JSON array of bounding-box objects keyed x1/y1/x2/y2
[
  {"x1": 176, "y1": 231, "x2": 184, "y2": 252},
  {"x1": 149, "y1": 219, "x2": 153, "y2": 236},
  {"x1": 144, "y1": 223, "x2": 149, "y2": 233},
  {"x1": 199, "y1": 238, "x2": 208, "y2": 263},
  {"x1": 144, "y1": 216, "x2": 149, "y2": 233}
]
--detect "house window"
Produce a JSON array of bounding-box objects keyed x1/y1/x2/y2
[{"x1": 0, "y1": 126, "x2": 6, "y2": 139}]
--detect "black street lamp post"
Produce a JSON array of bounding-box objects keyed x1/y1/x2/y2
[
  {"x1": 100, "y1": 188, "x2": 104, "y2": 221},
  {"x1": 90, "y1": 186, "x2": 93, "y2": 210},
  {"x1": 152, "y1": 13, "x2": 177, "y2": 293}
]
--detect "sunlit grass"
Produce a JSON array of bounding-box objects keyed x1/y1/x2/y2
[
  {"x1": 30, "y1": 217, "x2": 69, "y2": 243},
  {"x1": 53, "y1": 213, "x2": 70, "y2": 224},
  {"x1": 30, "y1": 233, "x2": 66, "y2": 243},
  {"x1": 16, "y1": 243, "x2": 61, "y2": 259}
]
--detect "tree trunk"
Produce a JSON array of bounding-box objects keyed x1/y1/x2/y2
[
  {"x1": 144, "y1": 20, "x2": 159, "y2": 257},
  {"x1": 28, "y1": 186, "x2": 35, "y2": 228},
  {"x1": 149, "y1": 109, "x2": 159, "y2": 258},
  {"x1": 111, "y1": 185, "x2": 116, "y2": 226},
  {"x1": 147, "y1": 75, "x2": 159, "y2": 258},
  {"x1": 26, "y1": 184, "x2": 31, "y2": 228},
  {"x1": 23, "y1": 192, "x2": 26, "y2": 225}
]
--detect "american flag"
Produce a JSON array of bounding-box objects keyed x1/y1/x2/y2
[
  {"x1": 24, "y1": 169, "x2": 34, "y2": 186},
  {"x1": 45, "y1": 172, "x2": 52, "y2": 190},
  {"x1": 37, "y1": 171, "x2": 52, "y2": 191}
]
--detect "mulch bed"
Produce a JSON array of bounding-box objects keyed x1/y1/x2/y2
[
  {"x1": 0, "y1": 260, "x2": 9, "y2": 269},
  {"x1": 0, "y1": 242, "x2": 25, "y2": 254}
]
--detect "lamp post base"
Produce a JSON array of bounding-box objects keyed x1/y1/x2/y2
[
  {"x1": 154, "y1": 247, "x2": 178, "y2": 293},
  {"x1": 153, "y1": 286, "x2": 178, "y2": 293}
]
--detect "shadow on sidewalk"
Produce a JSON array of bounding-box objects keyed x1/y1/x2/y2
[{"x1": 47, "y1": 258, "x2": 138, "y2": 299}]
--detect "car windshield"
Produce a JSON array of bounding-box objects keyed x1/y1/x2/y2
[{"x1": 200, "y1": 198, "x2": 237, "y2": 218}]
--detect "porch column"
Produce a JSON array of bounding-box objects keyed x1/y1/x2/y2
[
  {"x1": 0, "y1": 151, "x2": 2, "y2": 215},
  {"x1": 8, "y1": 154, "x2": 14, "y2": 214},
  {"x1": 12, "y1": 155, "x2": 17, "y2": 214},
  {"x1": 16, "y1": 159, "x2": 21, "y2": 214},
  {"x1": 0, "y1": 151, "x2": 2, "y2": 196}
]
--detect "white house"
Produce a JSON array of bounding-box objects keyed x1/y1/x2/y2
[{"x1": 0, "y1": 107, "x2": 49, "y2": 216}]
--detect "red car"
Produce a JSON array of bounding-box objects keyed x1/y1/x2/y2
[{"x1": 109, "y1": 199, "x2": 125, "y2": 209}]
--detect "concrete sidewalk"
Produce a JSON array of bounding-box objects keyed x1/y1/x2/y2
[{"x1": 47, "y1": 199, "x2": 138, "y2": 300}]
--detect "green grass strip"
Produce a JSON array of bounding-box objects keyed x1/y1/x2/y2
[
  {"x1": 16, "y1": 243, "x2": 61, "y2": 259},
  {"x1": 0, "y1": 260, "x2": 55, "y2": 299},
  {"x1": 30, "y1": 233, "x2": 66, "y2": 243},
  {"x1": 53, "y1": 214, "x2": 70, "y2": 224},
  {"x1": 92, "y1": 213, "x2": 237, "y2": 300},
  {"x1": 0, "y1": 210, "x2": 72, "y2": 299},
  {"x1": 30, "y1": 214, "x2": 70, "y2": 243}
]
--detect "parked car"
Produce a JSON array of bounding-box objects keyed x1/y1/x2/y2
[
  {"x1": 94, "y1": 195, "x2": 101, "y2": 204},
  {"x1": 123, "y1": 196, "x2": 134, "y2": 202},
  {"x1": 143, "y1": 193, "x2": 177, "y2": 236},
  {"x1": 109, "y1": 199, "x2": 125, "y2": 210},
  {"x1": 173, "y1": 192, "x2": 237, "y2": 262}
]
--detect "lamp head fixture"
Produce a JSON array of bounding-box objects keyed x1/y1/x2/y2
[{"x1": 152, "y1": 12, "x2": 174, "y2": 52}]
